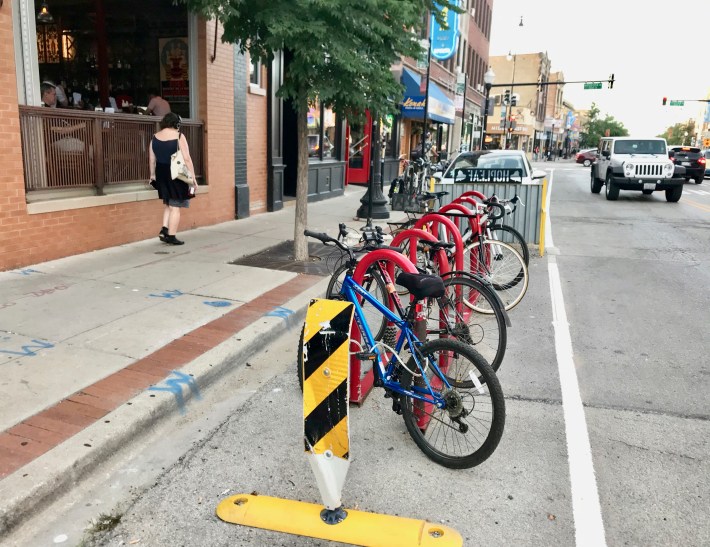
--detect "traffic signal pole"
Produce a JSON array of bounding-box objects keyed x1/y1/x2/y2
[{"x1": 489, "y1": 76, "x2": 615, "y2": 88}]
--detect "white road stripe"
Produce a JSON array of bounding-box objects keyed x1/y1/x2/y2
[{"x1": 547, "y1": 179, "x2": 607, "y2": 547}]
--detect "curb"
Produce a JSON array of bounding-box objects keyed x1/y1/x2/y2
[{"x1": 0, "y1": 276, "x2": 329, "y2": 536}]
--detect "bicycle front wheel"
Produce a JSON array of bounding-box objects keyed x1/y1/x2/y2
[
  {"x1": 464, "y1": 240, "x2": 528, "y2": 312},
  {"x1": 488, "y1": 224, "x2": 530, "y2": 266},
  {"x1": 399, "y1": 339, "x2": 505, "y2": 469},
  {"x1": 428, "y1": 276, "x2": 507, "y2": 372}
]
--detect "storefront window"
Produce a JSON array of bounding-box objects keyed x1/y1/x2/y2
[
  {"x1": 382, "y1": 114, "x2": 398, "y2": 158},
  {"x1": 308, "y1": 99, "x2": 337, "y2": 160},
  {"x1": 30, "y1": 0, "x2": 191, "y2": 117}
]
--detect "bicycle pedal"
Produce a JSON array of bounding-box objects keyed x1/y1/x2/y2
[
  {"x1": 392, "y1": 399, "x2": 402, "y2": 415},
  {"x1": 355, "y1": 352, "x2": 376, "y2": 361}
]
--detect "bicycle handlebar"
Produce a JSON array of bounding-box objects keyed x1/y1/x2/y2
[
  {"x1": 484, "y1": 202, "x2": 506, "y2": 221},
  {"x1": 304, "y1": 229, "x2": 404, "y2": 256}
]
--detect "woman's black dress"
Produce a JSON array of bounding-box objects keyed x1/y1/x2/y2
[{"x1": 152, "y1": 136, "x2": 191, "y2": 205}]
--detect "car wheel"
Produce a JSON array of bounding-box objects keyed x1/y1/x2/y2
[
  {"x1": 665, "y1": 186, "x2": 683, "y2": 202},
  {"x1": 590, "y1": 169, "x2": 603, "y2": 194},
  {"x1": 605, "y1": 172, "x2": 619, "y2": 201},
  {"x1": 694, "y1": 176, "x2": 703, "y2": 184},
  {"x1": 583, "y1": 159, "x2": 591, "y2": 167}
]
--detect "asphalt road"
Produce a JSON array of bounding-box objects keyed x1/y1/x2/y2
[{"x1": 7, "y1": 165, "x2": 709, "y2": 547}]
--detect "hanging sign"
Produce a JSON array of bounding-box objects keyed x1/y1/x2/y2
[{"x1": 430, "y1": 2, "x2": 459, "y2": 61}]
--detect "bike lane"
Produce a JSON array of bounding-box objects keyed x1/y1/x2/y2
[{"x1": 545, "y1": 164, "x2": 710, "y2": 546}]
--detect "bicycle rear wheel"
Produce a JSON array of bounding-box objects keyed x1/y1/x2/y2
[
  {"x1": 464, "y1": 240, "x2": 528, "y2": 312},
  {"x1": 488, "y1": 224, "x2": 530, "y2": 266},
  {"x1": 327, "y1": 263, "x2": 387, "y2": 341},
  {"x1": 399, "y1": 339, "x2": 505, "y2": 469},
  {"x1": 428, "y1": 276, "x2": 507, "y2": 371}
]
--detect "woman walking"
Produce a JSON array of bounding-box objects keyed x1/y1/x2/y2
[{"x1": 148, "y1": 113, "x2": 196, "y2": 245}]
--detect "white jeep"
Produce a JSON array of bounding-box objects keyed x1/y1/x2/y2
[{"x1": 590, "y1": 137, "x2": 685, "y2": 202}]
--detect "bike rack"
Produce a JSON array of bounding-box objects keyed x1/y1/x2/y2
[
  {"x1": 413, "y1": 213, "x2": 465, "y2": 272},
  {"x1": 438, "y1": 202, "x2": 479, "y2": 242},
  {"x1": 349, "y1": 249, "x2": 418, "y2": 404}
]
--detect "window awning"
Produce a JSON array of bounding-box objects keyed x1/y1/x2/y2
[{"x1": 400, "y1": 67, "x2": 456, "y2": 125}]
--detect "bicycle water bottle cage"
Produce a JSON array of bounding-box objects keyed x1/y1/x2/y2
[{"x1": 395, "y1": 272, "x2": 445, "y2": 300}]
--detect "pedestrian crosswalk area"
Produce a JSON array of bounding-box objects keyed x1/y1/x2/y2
[{"x1": 684, "y1": 188, "x2": 710, "y2": 196}]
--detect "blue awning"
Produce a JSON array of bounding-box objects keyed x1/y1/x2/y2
[{"x1": 400, "y1": 67, "x2": 456, "y2": 125}]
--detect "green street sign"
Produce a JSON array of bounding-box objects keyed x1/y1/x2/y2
[
  {"x1": 669, "y1": 100, "x2": 685, "y2": 106},
  {"x1": 584, "y1": 82, "x2": 603, "y2": 90}
]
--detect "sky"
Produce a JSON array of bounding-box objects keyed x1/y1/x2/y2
[{"x1": 489, "y1": 0, "x2": 710, "y2": 136}]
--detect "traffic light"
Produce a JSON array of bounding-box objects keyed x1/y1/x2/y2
[
  {"x1": 511, "y1": 93, "x2": 517, "y2": 106},
  {"x1": 608, "y1": 73, "x2": 615, "y2": 89},
  {"x1": 504, "y1": 89, "x2": 510, "y2": 105},
  {"x1": 662, "y1": 97, "x2": 667, "y2": 105}
]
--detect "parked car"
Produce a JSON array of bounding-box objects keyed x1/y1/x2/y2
[
  {"x1": 667, "y1": 146, "x2": 705, "y2": 184},
  {"x1": 591, "y1": 137, "x2": 684, "y2": 201},
  {"x1": 437, "y1": 150, "x2": 547, "y2": 185},
  {"x1": 576, "y1": 148, "x2": 598, "y2": 167},
  {"x1": 705, "y1": 150, "x2": 710, "y2": 178}
]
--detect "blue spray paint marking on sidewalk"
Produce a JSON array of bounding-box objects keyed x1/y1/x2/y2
[
  {"x1": 11, "y1": 269, "x2": 40, "y2": 276},
  {"x1": 204, "y1": 301, "x2": 232, "y2": 307},
  {"x1": 148, "y1": 289, "x2": 183, "y2": 299},
  {"x1": 0, "y1": 338, "x2": 54, "y2": 356},
  {"x1": 265, "y1": 306, "x2": 294, "y2": 320},
  {"x1": 148, "y1": 370, "x2": 202, "y2": 414}
]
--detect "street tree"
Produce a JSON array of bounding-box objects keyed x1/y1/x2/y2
[
  {"x1": 180, "y1": 0, "x2": 458, "y2": 260},
  {"x1": 658, "y1": 120, "x2": 696, "y2": 146},
  {"x1": 580, "y1": 102, "x2": 629, "y2": 148}
]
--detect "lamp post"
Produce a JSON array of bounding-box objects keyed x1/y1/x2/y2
[
  {"x1": 481, "y1": 67, "x2": 495, "y2": 150},
  {"x1": 356, "y1": 114, "x2": 390, "y2": 221},
  {"x1": 502, "y1": 51, "x2": 517, "y2": 150},
  {"x1": 420, "y1": 38, "x2": 432, "y2": 160},
  {"x1": 503, "y1": 15, "x2": 523, "y2": 150},
  {"x1": 456, "y1": 68, "x2": 467, "y2": 152}
]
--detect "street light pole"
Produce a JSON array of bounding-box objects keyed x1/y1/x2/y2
[
  {"x1": 503, "y1": 52, "x2": 517, "y2": 150},
  {"x1": 481, "y1": 67, "x2": 495, "y2": 150},
  {"x1": 457, "y1": 69, "x2": 468, "y2": 151},
  {"x1": 421, "y1": 38, "x2": 432, "y2": 160}
]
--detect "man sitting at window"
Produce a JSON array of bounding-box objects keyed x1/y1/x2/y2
[
  {"x1": 41, "y1": 81, "x2": 57, "y2": 107},
  {"x1": 145, "y1": 89, "x2": 171, "y2": 117}
]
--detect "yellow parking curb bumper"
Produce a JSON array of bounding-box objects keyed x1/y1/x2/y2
[{"x1": 216, "y1": 494, "x2": 463, "y2": 546}]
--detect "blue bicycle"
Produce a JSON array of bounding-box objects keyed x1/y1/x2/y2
[{"x1": 300, "y1": 228, "x2": 505, "y2": 469}]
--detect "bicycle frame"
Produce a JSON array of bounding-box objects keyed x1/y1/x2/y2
[{"x1": 339, "y1": 271, "x2": 452, "y2": 407}]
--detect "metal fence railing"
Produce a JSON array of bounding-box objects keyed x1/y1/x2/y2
[{"x1": 18, "y1": 106, "x2": 205, "y2": 194}]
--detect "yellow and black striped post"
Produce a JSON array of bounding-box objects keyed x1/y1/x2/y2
[
  {"x1": 302, "y1": 298, "x2": 354, "y2": 511},
  {"x1": 216, "y1": 299, "x2": 463, "y2": 545}
]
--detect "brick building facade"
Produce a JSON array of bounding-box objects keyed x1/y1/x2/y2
[{"x1": 0, "y1": 2, "x2": 268, "y2": 272}]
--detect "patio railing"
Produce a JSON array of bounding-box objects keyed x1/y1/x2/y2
[{"x1": 18, "y1": 106, "x2": 204, "y2": 195}]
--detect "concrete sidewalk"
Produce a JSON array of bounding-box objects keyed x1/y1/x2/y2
[{"x1": 0, "y1": 185, "x2": 389, "y2": 535}]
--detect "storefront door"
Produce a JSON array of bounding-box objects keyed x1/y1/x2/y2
[{"x1": 346, "y1": 111, "x2": 371, "y2": 185}]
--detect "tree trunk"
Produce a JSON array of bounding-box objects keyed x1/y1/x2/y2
[{"x1": 293, "y1": 94, "x2": 309, "y2": 262}]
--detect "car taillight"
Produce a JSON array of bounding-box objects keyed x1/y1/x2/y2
[{"x1": 699, "y1": 157, "x2": 706, "y2": 165}]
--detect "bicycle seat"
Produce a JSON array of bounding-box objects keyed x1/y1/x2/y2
[
  {"x1": 427, "y1": 241, "x2": 455, "y2": 251},
  {"x1": 395, "y1": 272, "x2": 445, "y2": 299}
]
